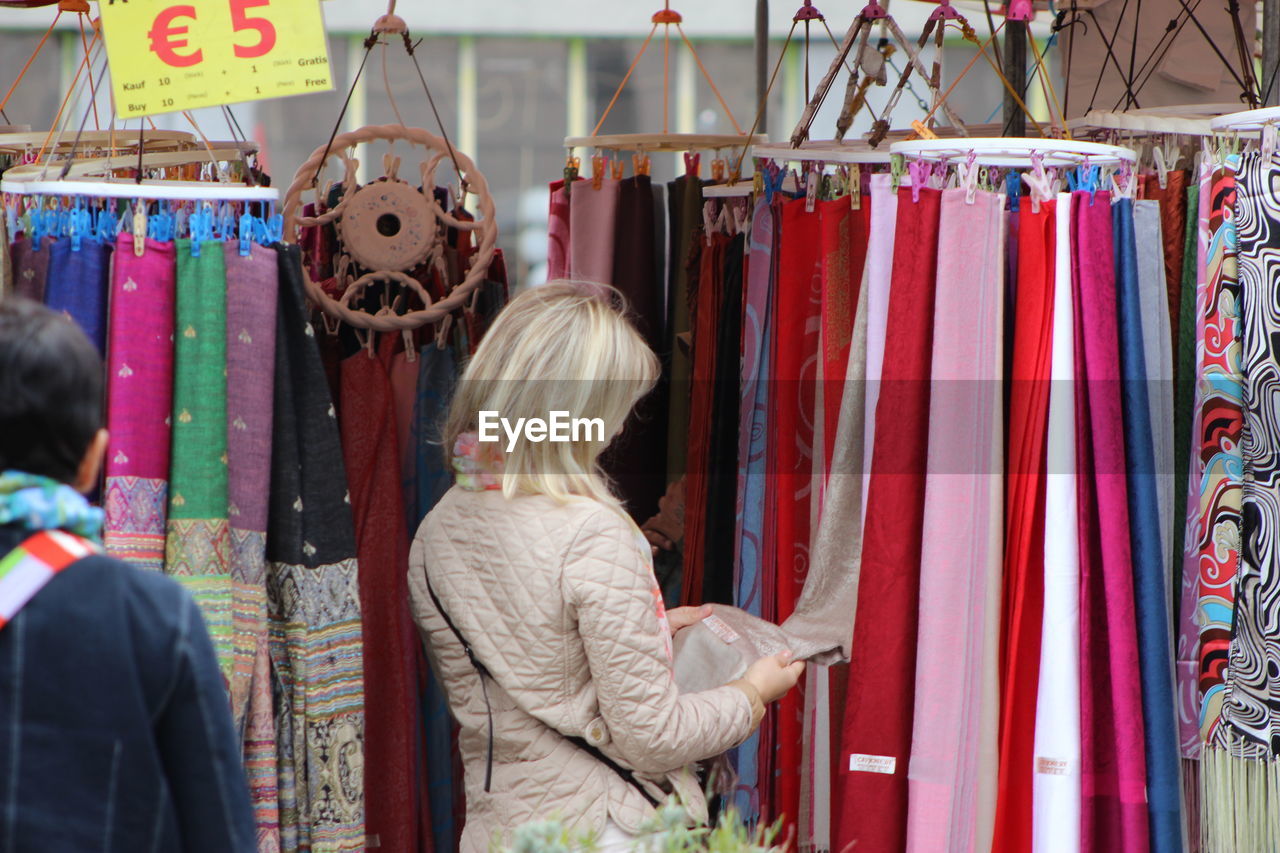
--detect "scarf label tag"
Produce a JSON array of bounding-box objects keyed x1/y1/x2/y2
[
  {"x1": 848, "y1": 753, "x2": 896, "y2": 775},
  {"x1": 701, "y1": 614, "x2": 740, "y2": 644},
  {"x1": 1035, "y1": 757, "x2": 1070, "y2": 776}
]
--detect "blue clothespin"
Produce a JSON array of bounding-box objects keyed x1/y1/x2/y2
[
  {"x1": 96, "y1": 204, "x2": 116, "y2": 244},
  {"x1": 190, "y1": 207, "x2": 211, "y2": 257},
  {"x1": 218, "y1": 203, "x2": 237, "y2": 242},
  {"x1": 1005, "y1": 172, "x2": 1021, "y2": 211},
  {"x1": 265, "y1": 212, "x2": 283, "y2": 244},
  {"x1": 763, "y1": 162, "x2": 786, "y2": 204},
  {"x1": 30, "y1": 206, "x2": 43, "y2": 248},
  {"x1": 70, "y1": 206, "x2": 89, "y2": 252},
  {"x1": 238, "y1": 212, "x2": 254, "y2": 256}
]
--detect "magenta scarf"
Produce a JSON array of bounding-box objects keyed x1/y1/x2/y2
[
  {"x1": 1071, "y1": 191, "x2": 1150, "y2": 853},
  {"x1": 103, "y1": 236, "x2": 176, "y2": 573}
]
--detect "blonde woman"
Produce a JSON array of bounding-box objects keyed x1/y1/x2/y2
[{"x1": 407, "y1": 281, "x2": 803, "y2": 851}]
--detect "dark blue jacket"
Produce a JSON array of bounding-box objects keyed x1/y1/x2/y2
[{"x1": 0, "y1": 525, "x2": 256, "y2": 852}]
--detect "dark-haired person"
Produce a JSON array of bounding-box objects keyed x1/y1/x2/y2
[{"x1": 0, "y1": 298, "x2": 256, "y2": 852}]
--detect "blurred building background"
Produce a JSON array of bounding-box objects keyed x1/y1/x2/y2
[{"x1": 0, "y1": 0, "x2": 1054, "y2": 289}]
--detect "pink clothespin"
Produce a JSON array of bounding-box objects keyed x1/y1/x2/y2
[
  {"x1": 962, "y1": 151, "x2": 980, "y2": 204},
  {"x1": 908, "y1": 160, "x2": 932, "y2": 203},
  {"x1": 684, "y1": 152, "x2": 701, "y2": 178}
]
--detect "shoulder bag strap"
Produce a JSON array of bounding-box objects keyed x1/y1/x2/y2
[{"x1": 422, "y1": 572, "x2": 661, "y2": 807}]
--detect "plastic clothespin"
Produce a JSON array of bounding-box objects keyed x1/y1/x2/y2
[
  {"x1": 1005, "y1": 172, "x2": 1021, "y2": 211},
  {"x1": 633, "y1": 153, "x2": 651, "y2": 177},
  {"x1": 611, "y1": 158, "x2": 626, "y2": 180},
  {"x1": 1263, "y1": 123, "x2": 1278, "y2": 162},
  {"x1": 763, "y1": 162, "x2": 785, "y2": 203},
  {"x1": 961, "y1": 151, "x2": 979, "y2": 205},
  {"x1": 907, "y1": 160, "x2": 931, "y2": 203},
  {"x1": 266, "y1": 213, "x2": 284, "y2": 244},
  {"x1": 684, "y1": 152, "x2": 701, "y2": 178},
  {"x1": 70, "y1": 206, "x2": 91, "y2": 252},
  {"x1": 94, "y1": 204, "x2": 114, "y2": 245},
  {"x1": 1153, "y1": 145, "x2": 1170, "y2": 190},
  {"x1": 132, "y1": 204, "x2": 148, "y2": 258},
  {"x1": 890, "y1": 153, "x2": 905, "y2": 191},
  {"x1": 591, "y1": 153, "x2": 606, "y2": 190},
  {"x1": 849, "y1": 164, "x2": 862, "y2": 210},
  {"x1": 804, "y1": 161, "x2": 823, "y2": 212},
  {"x1": 238, "y1": 212, "x2": 255, "y2": 257},
  {"x1": 563, "y1": 152, "x2": 581, "y2": 197}
]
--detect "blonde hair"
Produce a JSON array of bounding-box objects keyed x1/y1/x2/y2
[{"x1": 444, "y1": 280, "x2": 660, "y2": 511}]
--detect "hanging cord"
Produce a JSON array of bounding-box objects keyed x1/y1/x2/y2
[
  {"x1": 590, "y1": 24, "x2": 660, "y2": 136},
  {"x1": 76, "y1": 13, "x2": 99, "y2": 131},
  {"x1": 1108, "y1": 0, "x2": 1202, "y2": 110},
  {"x1": 675, "y1": 25, "x2": 746, "y2": 133},
  {"x1": 728, "y1": 19, "x2": 800, "y2": 181},
  {"x1": 309, "y1": 30, "x2": 378, "y2": 187},
  {"x1": 1062, "y1": 1, "x2": 1079, "y2": 117},
  {"x1": 1226, "y1": 0, "x2": 1260, "y2": 106},
  {"x1": 1030, "y1": 35, "x2": 1067, "y2": 131},
  {"x1": 136, "y1": 119, "x2": 145, "y2": 185},
  {"x1": 1083, "y1": 9, "x2": 1141, "y2": 111},
  {"x1": 402, "y1": 32, "x2": 468, "y2": 196},
  {"x1": 1125, "y1": 0, "x2": 1143, "y2": 109},
  {"x1": 35, "y1": 26, "x2": 102, "y2": 165},
  {"x1": 0, "y1": 9, "x2": 62, "y2": 120},
  {"x1": 729, "y1": 13, "x2": 868, "y2": 185},
  {"x1": 220, "y1": 105, "x2": 259, "y2": 186},
  {"x1": 53, "y1": 46, "x2": 110, "y2": 179},
  {"x1": 919, "y1": 20, "x2": 1043, "y2": 138},
  {"x1": 981, "y1": 0, "x2": 1003, "y2": 73},
  {"x1": 382, "y1": 42, "x2": 408, "y2": 128}
]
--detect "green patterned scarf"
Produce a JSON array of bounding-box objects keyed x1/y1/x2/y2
[{"x1": 0, "y1": 470, "x2": 104, "y2": 541}]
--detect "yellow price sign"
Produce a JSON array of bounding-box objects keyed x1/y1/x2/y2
[{"x1": 99, "y1": 0, "x2": 333, "y2": 118}]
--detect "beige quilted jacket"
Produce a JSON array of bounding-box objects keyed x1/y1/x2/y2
[{"x1": 407, "y1": 487, "x2": 757, "y2": 851}]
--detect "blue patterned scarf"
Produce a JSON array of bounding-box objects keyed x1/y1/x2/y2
[{"x1": 0, "y1": 471, "x2": 104, "y2": 541}]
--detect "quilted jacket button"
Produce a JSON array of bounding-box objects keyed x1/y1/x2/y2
[{"x1": 584, "y1": 715, "x2": 610, "y2": 747}]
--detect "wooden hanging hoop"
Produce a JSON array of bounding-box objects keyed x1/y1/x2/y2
[{"x1": 282, "y1": 123, "x2": 498, "y2": 333}]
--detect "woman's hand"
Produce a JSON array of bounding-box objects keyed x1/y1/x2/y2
[
  {"x1": 666, "y1": 604, "x2": 712, "y2": 635},
  {"x1": 743, "y1": 651, "x2": 806, "y2": 704}
]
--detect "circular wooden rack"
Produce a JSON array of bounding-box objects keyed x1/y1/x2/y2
[{"x1": 282, "y1": 123, "x2": 498, "y2": 332}]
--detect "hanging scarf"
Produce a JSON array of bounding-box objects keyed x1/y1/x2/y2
[
  {"x1": 0, "y1": 471, "x2": 103, "y2": 541},
  {"x1": 906, "y1": 188, "x2": 1006, "y2": 853},
  {"x1": 103, "y1": 235, "x2": 175, "y2": 574},
  {"x1": 1174, "y1": 174, "x2": 1205, "y2": 765},
  {"x1": 834, "y1": 186, "x2": 942, "y2": 853},
  {"x1": 1031, "y1": 193, "x2": 1082, "y2": 853},
  {"x1": 267, "y1": 245, "x2": 366, "y2": 851},
  {"x1": 993, "y1": 197, "x2": 1055, "y2": 853},
  {"x1": 771, "y1": 196, "x2": 823, "y2": 829},
  {"x1": 1221, "y1": 149, "x2": 1280, "y2": 757},
  {"x1": 1072, "y1": 191, "x2": 1150, "y2": 853},
  {"x1": 1115, "y1": 198, "x2": 1183, "y2": 853},
  {"x1": 45, "y1": 236, "x2": 111, "y2": 354},
  {"x1": 1195, "y1": 163, "x2": 1243, "y2": 747},
  {"x1": 731, "y1": 195, "x2": 776, "y2": 822}
]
